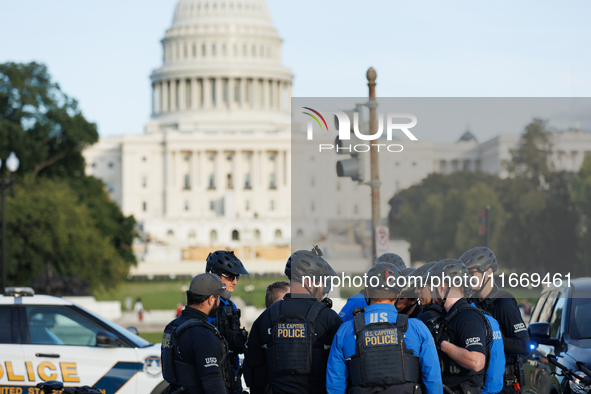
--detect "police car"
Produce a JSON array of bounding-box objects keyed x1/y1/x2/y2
[{"x1": 0, "y1": 287, "x2": 167, "y2": 394}]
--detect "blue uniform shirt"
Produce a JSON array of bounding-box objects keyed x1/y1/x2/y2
[
  {"x1": 338, "y1": 292, "x2": 368, "y2": 322},
  {"x1": 327, "y1": 303, "x2": 443, "y2": 394},
  {"x1": 474, "y1": 305, "x2": 506, "y2": 394},
  {"x1": 208, "y1": 297, "x2": 237, "y2": 326}
]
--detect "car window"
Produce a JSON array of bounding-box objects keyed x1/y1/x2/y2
[
  {"x1": 538, "y1": 291, "x2": 557, "y2": 323},
  {"x1": 530, "y1": 295, "x2": 547, "y2": 323},
  {"x1": 0, "y1": 307, "x2": 11, "y2": 343},
  {"x1": 569, "y1": 296, "x2": 591, "y2": 340},
  {"x1": 549, "y1": 293, "x2": 565, "y2": 338},
  {"x1": 25, "y1": 306, "x2": 102, "y2": 346}
]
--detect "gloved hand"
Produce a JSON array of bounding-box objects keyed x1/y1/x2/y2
[
  {"x1": 429, "y1": 324, "x2": 449, "y2": 350},
  {"x1": 434, "y1": 328, "x2": 450, "y2": 350}
]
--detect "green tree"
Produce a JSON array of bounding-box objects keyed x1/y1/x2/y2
[
  {"x1": 570, "y1": 155, "x2": 591, "y2": 275},
  {"x1": 397, "y1": 171, "x2": 497, "y2": 261},
  {"x1": 0, "y1": 62, "x2": 136, "y2": 292},
  {"x1": 498, "y1": 118, "x2": 579, "y2": 273},
  {"x1": 505, "y1": 118, "x2": 553, "y2": 181},
  {"x1": 0, "y1": 62, "x2": 98, "y2": 177},
  {"x1": 6, "y1": 178, "x2": 128, "y2": 292},
  {"x1": 454, "y1": 184, "x2": 507, "y2": 257}
]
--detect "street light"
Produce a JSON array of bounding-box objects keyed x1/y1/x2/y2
[{"x1": 1, "y1": 151, "x2": 19, "y2": 295}]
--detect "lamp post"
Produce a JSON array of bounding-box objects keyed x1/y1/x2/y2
[{"x1": 1, "y1": 152, "x2": 19, "y2": 294}]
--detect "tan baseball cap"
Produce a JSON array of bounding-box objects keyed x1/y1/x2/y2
[{"x1": 189, "y1": 273, "x2": 231, "y2": 300}]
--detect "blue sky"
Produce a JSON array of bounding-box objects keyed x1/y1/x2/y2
[{"x1": 1, "y1": 0, "x2": 590, "y2": 141}]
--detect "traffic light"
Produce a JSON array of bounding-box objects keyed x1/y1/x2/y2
[{"x1": 335, "y1": 108, "x2": 365, "y2": 183}]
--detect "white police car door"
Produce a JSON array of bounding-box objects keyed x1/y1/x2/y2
[
  {"x1": 0, "y1": 306, "x2": 26, "y2": 389},
  {"x1": 20, "y1": 305, "x2": 141, "y2": 394}
]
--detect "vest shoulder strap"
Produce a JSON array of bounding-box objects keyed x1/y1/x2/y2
[
  {"x1": 174, "y1": 318, "x2": 217, "y2": 339},
  {"x1": 429, "y1": 304, "x2": 445, "y2": 314},
  {"x1": 306, "y1": 301, "x2": 326, "y2": 323},
  {"x1": 353, "y1": 311, "x2": 365, "y2": 335},
  {"x1": 270, "y1": 299, "x2": 282, "y2": 323},
  {"x1": 396, "y1": 313, "x2": 409, "y2": 333}
]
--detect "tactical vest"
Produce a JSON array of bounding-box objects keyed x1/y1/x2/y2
[
  {"x1": 347, "y1": 312, "x2": 421, "y2": 393},
  {"x1": 423, "y1": 304, "x2": 445, "y2": 331},
  {"x1": 161, "y1": 318, "x2": 237, "y2": 391},
  {"x1": 264, "y1": 300, "x2": 328, "y2": 375},
  {"x1": 215, "y1": 301, "x2": 248, "y2": 355},
  {"x1": 435, "y1": 303, "x2": 493, "y2": 380}
]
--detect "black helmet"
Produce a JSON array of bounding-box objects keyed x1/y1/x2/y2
[
  {"x1": 374, "y1": 253, "x2": 406, "y2": 272},
  {"x1": 206, "y1": 250, "x2": 249, "y2": 275},
  {"x1": 398, "y1": 268, "x2": 418, "y2": 298},
  {"x1": 286, "y1": 250, "x2": 337, "y2": 283},
  {"x1": 429, "y1": 259, "x2": 467, "y2": 280},
  {"x1": 374, "y1": 261, "x2": 400, "y2": 275},
  {"x1": 460, "y1": 246, "x2": 497, "y2": 273},
  {"x1": 365, "y1": 263, "x2": 402, "y2": 298},
  {"x1": 413, "y1": 261, "x2": 438, "y2": 284}
]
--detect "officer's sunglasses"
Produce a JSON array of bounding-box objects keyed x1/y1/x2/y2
[{"x1": 220, "y1": 272, "x2": 240, "y2": 281}]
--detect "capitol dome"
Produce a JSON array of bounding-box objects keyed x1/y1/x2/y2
[{"x1": 147, "y1": 0, "x2": 293, "y2": 133}]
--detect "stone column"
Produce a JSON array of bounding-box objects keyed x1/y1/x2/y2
[
  {"x1": 216, "y1": 77, "x2": 223, "y2": 109},
  {"x1": 156, "y1": 82, "x2": 162, "y2": 114},
  {"x1": 203, "y1": 78, "x2": 211, "y2": 109},
  {"x1": 260, "y1": 150, "x2": 267, "y2": 189},
  {"x1": 252, "y1": 78, "x2": 258, "y2": 109},
  {"x1": 191, "y1": 78, "x2": 198, "y2": 110},
  {"x1": 263, "y1": 79, "x2": 269, "y2": 109},
  {"x1": 171, "y1": 79, "x2": 178, "y2": 111},
  {"x1": 240, "y1": 78, "x2": 247, "y2": 108},
  {"x1": 253, "y1": 150, "x2": 260, "y2": 189},
  {"x1": 162, "y1": 80, "x2": 169, "y2": 112},
  {"x1": 288, "y1": 82, "x2": 292, "y2": 111},
  {"x1": 179, "y1": 79, "x2": 186, "y2": 111},
  {"x1": 228, "y1": 78, "x2": 234, "y2": 109}
]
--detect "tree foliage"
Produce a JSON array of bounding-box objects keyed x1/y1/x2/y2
[
  {"x1": 0, "y1": 62, "x2": 98, "y2": 177},
  {"x1": 394, "y1": 118, "x2": 583, "y2": 275},
  {"x1": 0, "y1": 62, "x2": 136, "y2": 293},
  {"x1": 7, "y1": 178, "x2": 129, "y2": 293}
]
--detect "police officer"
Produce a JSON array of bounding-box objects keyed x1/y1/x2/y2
[
  {"x1": 327, "y1": 264, "x2": 442, "y2": 394},
  {"x1": 461, "y1": 247, "x2": 530, "y2": 394},
  {"x1": 245, "y1": 249, "x2": 343, "y2": 394},
  {"x1": 396, "y1": 267, "x2": 424, "y2": 318},
  {"x1": 420, "y1": 261, "x2": 505, "y2": 394},
  {"x1": 205, "y1": 250, "x2": 249, "y2": 392},
  {"x1": 161, "y1": 273, "x2": 235, "y2": 394},
  {"x1": 416, "y1": 261, "x2": 446, "y2": 326},
  {"x1": 338, "y1": 254, "x2": 404, "y2": 322},
  {"x1": 427, "y1": 259, "x2": 492, "y2": 394}
]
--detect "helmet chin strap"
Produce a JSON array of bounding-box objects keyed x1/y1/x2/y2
[
  {"x1": 396, "y1": 298, "x2": 418, "y2": 315},
  {"x1": 475, "y1": 270, "x2": 491, "y2": 298},
  {"x1": 436, "y1": 285, "x2": 451, "y2": 307},
  {"x1": 304, "y1": 282, "x2": 322, "y2": 300}
]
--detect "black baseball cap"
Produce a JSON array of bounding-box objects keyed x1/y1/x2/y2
[{"x1": 189, "y1": 273, "x2": 231, "y2": 300}]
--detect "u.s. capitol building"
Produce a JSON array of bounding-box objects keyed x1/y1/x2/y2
[{"x1": 83, "y1": 0, "x2": 591, "y2": 257}]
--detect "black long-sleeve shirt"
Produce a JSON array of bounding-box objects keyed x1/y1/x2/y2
[
  {"x1": 473, "y1": 286, "x2": 531, "y2": 357},
  {"x1": 168, "y1": 307, "x2": 228, "y2": 394}
]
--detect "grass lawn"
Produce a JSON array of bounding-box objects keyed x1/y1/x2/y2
[
  {"x1": 94, "y1": 276, "x2": 287, "y2": 310},
  {"x1": 139, "y1": 332, "x2": 164, "y2": 344}
]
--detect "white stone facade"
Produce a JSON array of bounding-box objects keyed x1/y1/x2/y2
[
  {"x1": 84, "y1": 0, "x2": 291, "y2": 249},
  {"x1": 83, "y1": 0, "x2": 591, "y2": 254}
]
